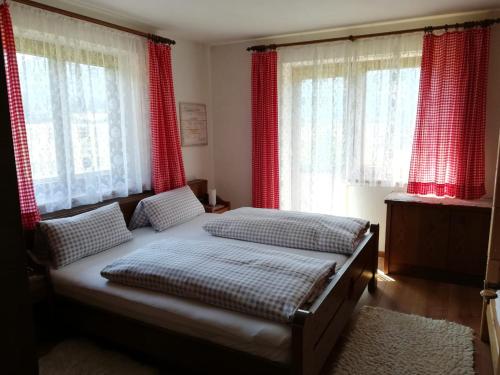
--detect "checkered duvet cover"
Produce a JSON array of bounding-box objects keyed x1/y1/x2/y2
[
  {"x1": 203, "y1": 207, "x2": 370, "y2": 255},
  {"x1": 101, "y1": 239, "x2": 336, "y2": 323}
]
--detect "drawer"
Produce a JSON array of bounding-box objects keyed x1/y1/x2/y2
[{"x1": 388, "y1": 204, "x2": 448, "y2": 270}]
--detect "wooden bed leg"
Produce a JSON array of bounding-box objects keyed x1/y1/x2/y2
[
  {"x1": 368, "y1": 272, "x2": 377, "y2": 293},
  {"x1": 368, "y1": 224, "x2": 379, "y2": 294}
]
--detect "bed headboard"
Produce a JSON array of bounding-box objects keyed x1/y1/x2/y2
[{"x1": 24, "y1": 179, "x2": 208, "y2": 250}]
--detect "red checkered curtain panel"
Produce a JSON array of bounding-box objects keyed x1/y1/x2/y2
[
  {"x1": 252, "y1": 50, "x2": 279, "y2": 208},
  {"x1": 148, "y1": 40, "x2": 186, "y2": 193},
  {"x1": 407, "y1": 28, "x2": 490, "y2": 199},
  {"x1": 0, "y1": 3, "x2": 40, "y2": 229}
]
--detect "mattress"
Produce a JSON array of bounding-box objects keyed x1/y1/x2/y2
[{"x1": 50, "y1": 213, "x2": 350, "y2": 364}]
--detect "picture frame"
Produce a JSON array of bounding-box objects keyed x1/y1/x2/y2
[{"x1": 179, "y1": 102, "x2": 208, "y2": 146}]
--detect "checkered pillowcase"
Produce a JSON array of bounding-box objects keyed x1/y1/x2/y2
[
  {"x1": 128, "y1": 202, "x2": 150, "y2": 230},
  {"x1": 203, "y1": 207, "x2": 369, "y2": 255},
  {"x1": 39, "y1": 202, "x2": 133, "y2": 269},
  {"x1": 129, "y1": 186, "x2": 204, "y2": 231}
]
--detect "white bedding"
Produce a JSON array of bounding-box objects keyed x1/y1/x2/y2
[{"x1": 50, "y1": 213, "x2": 350, "y2": 364}]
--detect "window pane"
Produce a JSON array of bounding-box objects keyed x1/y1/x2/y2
[
  {"x1": 65, "y1": 62, "x2": 111, "y2": 175},
  {"x1": 17, "y1": 53, "x2": 58, "y2": 180},
  {"x1": 364, "y1": 67, "x2": 420, "y2": 182},
  {"x1": 298, "y1": 76, "x2": 344, "y2": 173}
]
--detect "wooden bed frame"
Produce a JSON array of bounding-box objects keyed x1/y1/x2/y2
[{"x1": 33, "y1": 180, "x2": 379, "y2": 375}]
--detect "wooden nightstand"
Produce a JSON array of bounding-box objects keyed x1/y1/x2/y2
[
  {"x1": 27, "y1": 264, "x2": 55, "y2": 342},
  {"x1": 188, "y1": 179, "x2": 231, "y2": 214},
  {"x1": 26, "y1": 253, "x2": 50, "y2": 305},
  {"x1": 203, "y1": 197, "x2": 230, "y2": 214},
  {"x1": 29, "y1": 272, "x2": 49, "y2": 305}
]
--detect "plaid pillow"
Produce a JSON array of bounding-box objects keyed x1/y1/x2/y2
[
  {"x1": 39, "y1": 202, "x2": 132, "y2": 268},
  {"x1": 130, "y1": 186, "x2": 205, "y2": 232},
  {"x1": 128, "y1": 203, "x2": 150, "y2": 230},
  {"x1": 203, "y1": 207, "x2": 369, "y2": 255}
]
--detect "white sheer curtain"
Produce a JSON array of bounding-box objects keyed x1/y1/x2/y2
[
  {"x1": 279, "y1": 33, "x2": 422, "y2": 214},
  {"x1": 10, "y1": 2, "x2": 150, "y2": 213}
]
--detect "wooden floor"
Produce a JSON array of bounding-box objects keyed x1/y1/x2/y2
[{"x1": 351, "y1": 258, "x2": 492, "y2": 374}]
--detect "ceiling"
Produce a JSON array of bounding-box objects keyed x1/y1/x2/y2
[{"x1": 49, "y1": 0, "x2": 500, "y2": 43}]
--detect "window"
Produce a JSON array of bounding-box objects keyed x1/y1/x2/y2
[
  {"x1": 279, "y1": 34, "x2": 422, "y2": 214},
  {"x1": 18, "y1": 53, "x2": 58, "y2": 181},
  {"x1": 18, "y1": 50, "x2": 115, "y2": 180},
  {"x1": 11, "y1": 1, "x2": 150, "y2": 213}
]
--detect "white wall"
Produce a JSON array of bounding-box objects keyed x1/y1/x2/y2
[
  {"x1": 486, "y1": 26, "x2": 500, "y2": 195},
  {"x1": 210, "y1": 11, "x2": 500, "y2": 251},
  {"x1": 211, "y1": 43, "x2": 252, "y2": 206}
]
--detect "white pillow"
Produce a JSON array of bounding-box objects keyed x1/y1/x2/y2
[
  {"x1": 39, "y1": 202, "x2": 132, "y2": 269},
  {"x1": 129, "y1": 186, "x2": 204, "y2": 232}
]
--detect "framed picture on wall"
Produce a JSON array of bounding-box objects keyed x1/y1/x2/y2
[{"x1": 179, "y1": 102, "x2": 208, "y2": 146}]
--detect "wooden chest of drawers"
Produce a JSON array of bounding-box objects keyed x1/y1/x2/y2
[{"x1": 384, "y1": 193, "x2": 492, "y2": 285}]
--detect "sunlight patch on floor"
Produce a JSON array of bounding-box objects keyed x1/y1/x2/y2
[{"x1": 376, "y1": 269, "x2": 396, "y2": 282}]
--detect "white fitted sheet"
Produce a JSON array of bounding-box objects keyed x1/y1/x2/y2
[{"x1": 50, "y1": 213, "x2": 350, "y2": 364}]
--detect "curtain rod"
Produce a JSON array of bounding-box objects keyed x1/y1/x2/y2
[
  {"x1": 10, "y1": 0, "x2": 175, "y2": 45},
  {"x1": 247, "y1": 17, "x2": 500, "y2": 51}
]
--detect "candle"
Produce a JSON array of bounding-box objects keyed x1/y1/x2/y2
[{"x1": 209, "y1": 189, "x2": 217, "y2": 206}]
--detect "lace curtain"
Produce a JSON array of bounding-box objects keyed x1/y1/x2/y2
[
  {"x1": 279, "y1": 33, "x2": 422, "y2": 214},
  {"x1": 10, "y1": 2, "x2": 150, "y2": 213}
]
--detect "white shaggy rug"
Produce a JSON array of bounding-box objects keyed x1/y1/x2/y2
[
  {"x1": 39, "y1": 306, "x2": 474, "y2": 375},
  {"x1": 329, "y1": 306, "x2": 474, "y2": 375}
]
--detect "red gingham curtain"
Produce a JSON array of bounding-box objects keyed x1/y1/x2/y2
[
  {"x1": 252, "y1": 51, "x2": 279, "y2": 208},
  {"x1": 407, "y1": 29, "x2": 490, "y2": 199},
  {"x1": 0, "y1": 3, "x2": 40, "y2": 229},
  {"x1": 148, "y1": 40, "x2": 186, "y2": 193}
]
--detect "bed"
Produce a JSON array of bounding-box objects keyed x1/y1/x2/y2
[{"x1": 36, "y1": 181, "x2": 379, "y2": 375}]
